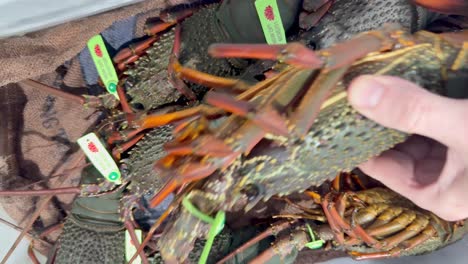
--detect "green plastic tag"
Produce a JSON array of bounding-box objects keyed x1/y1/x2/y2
[
  {"x1": 87, "y1": 35, "x2": 119, "y2": 99},
  {"x1": 125, "y1": 229, "x2": 142, "y2": 264},
  {"x1": 255, "y1": 0, "x2": 287, "y2": 44},
  {"x1": 77, "y1": 133, "x2": 121, "y2": 183}
]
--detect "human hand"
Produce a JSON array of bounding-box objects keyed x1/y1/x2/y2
[{"x1": 347, "y1": 75, "x2": 468, "y2": 221}]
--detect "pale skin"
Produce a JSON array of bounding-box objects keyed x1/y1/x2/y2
[{"x1": 348, "y1": 75, "x2": 468, "y2": 221}]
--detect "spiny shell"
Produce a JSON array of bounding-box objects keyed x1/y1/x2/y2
[
  {"x1": 55, "y1": 218, "x2": 125, "y2": 264},
  {"x1": 123, "y1": 126, "x2": 173, "y2": 195},
  {"x1": 125, "y1": 4, "x2": 242, "y2": 111}
]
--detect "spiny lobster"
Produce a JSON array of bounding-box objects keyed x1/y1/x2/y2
[
  {"x1": 218, "y1": 181, "x2": 468, "y2": 263},
  {"x1": 146, "y1": 24, "x2": 468, "y2": 262}
]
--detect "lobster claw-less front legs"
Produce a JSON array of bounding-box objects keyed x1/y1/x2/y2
[
  {"x1": 113, "y1": 8, "x2": 194, "y2": 67},
  {"x1": 321, "y1": 189, "x2": 453, "y2": 260}
]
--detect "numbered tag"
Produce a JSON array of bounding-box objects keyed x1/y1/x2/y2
[
  {"x1": 125, "y1": 229, "x2": 142, "y2": 264},
  {"x1": 77, "y1": 133, "x2": 121, "y2": 183},
  {"x1": 255, "y1": 0, "x2": 287, "y2": 44},
  {"x1": 87, "y1": 35, "x2": 120, "y2": 99}
]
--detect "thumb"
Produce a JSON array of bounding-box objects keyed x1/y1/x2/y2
[{"x1": 348, "y1": 75, "x2": 468, "y2": 149}]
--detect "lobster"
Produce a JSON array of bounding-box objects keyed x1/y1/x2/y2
[
  {"x1": 112, "y1": 0, "x2": 303, "y2": 111},
  {"x1": 53, "y1": 166, "x2": 126, "y2": 264},
  {"x1": 218, "y1": 183, "x2": 468, "y2": 263},
  {"x1": 142, "y1": 23, "x2": 468, "y2": 262}
]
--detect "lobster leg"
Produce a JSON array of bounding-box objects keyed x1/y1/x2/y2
[
  {"x1": 291, "y1": 67, "x2": 348, "y2": 136},
  {"x1": 300, "y1": 0, "x2": 333, "y2": 30},
  {"x1": 115, "y1": 36, "x2": 158, "y2": 67},
  {"x1": 205, "y1": 91, "x2": 289, "y2": 135},
  {"x1": 350, "y1": 225, "x2": 436, "y2": 260},
  {"x1": 217, "y1": 221, "x2": 294, "y2": 264},
  {"x1": 20, "y1": 79, "x2": 86, "y2": 104},
  {"x1": 163, "y1": 134, "x2": 233, "y2": 157},
  {"x1": 374, "y1": 215, "x2": 430, "y2": 249},
  {"x1": 107, "y1": 105, "x2": 218, "y2": 144},
  {"x1": 250, "y1": 229, "x2": 309, "y2": 264},
  {"x1": 112, "y1": 133, "x2": 145, "y2": 160},
  {"x1": 168, "y1": 25, "x2": 197, "y2": 100},
  {"x1": 150, "y1": 152, "x2": 239, "y2": 208},
  {"x1": 113, "y1": 9, "x2": 194, "y2": 65},
  {"x1": 20, "y1": 79, "x2": 117, "y2": 108},
  {"x1": 116, "y1": 84, "x2": 134, "y2": 114},
  {"x1": 365, "y1": 210, "x2": 417, "y2": 237},
  {"x1": 0, "y1": 187, "x2": 81, "y2": 196},
  {"x1": 173, "y1": 60, "x2": 247, "y2": 90},
  {"x1": 322, "y1": 193, "x2": 382, "y2": 248},
  {"x1": 151, "y1": 123, "x2": 269, "y2": 209}
]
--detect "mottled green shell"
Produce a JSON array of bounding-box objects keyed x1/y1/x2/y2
[
  {"x1": 301, "y1": 0, "x2": 436, "y2": 49},
  {"x1": 125, "y1": 4, "x2": 242, "y2": 110},
  {"x1": 238, "y1": 32, "x2": 454, "y2": 202},
  {"x1": 158, "y1": 195, "x2": 210, "y2": 262},
  {"x1": 153, "y1": 226, "x2": 233, "y2": 263},
  {"x1": 157, "y1": 32, "x2": 466, "y2": 262},
  {"x1": 123, "y1": 126, "x2": 173, "y2": 195},
  {"x1": 55, "y1": 218, "x2": 125, "y2": 264},
  {"x1": 125, "y1": 29, "x2": 176, "y2": 110},
  {"x1": 55, "y1": 167, "x2": 125, "y2": 264}
]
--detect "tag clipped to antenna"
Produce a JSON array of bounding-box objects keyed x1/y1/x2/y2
[
  {"x1": 255, "y1": 0, "x2": 287, "y2": 44},
  {"x1": 87, "y1": 35, "x2": 120, "y2": 100},
  {"x1": 77, "y1": 133, "x2": 121, "y2": 183}
]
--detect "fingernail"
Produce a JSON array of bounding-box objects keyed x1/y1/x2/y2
[{"x1": 348, "y1": 76, "x2": 386, "y2": 109}]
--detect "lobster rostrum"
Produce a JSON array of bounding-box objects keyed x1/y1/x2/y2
[{"x1": 147, "y1": 23, "x2": 468, "y2": 262}]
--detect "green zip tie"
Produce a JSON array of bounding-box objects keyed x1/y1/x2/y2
[
  {"x1": 304, "y1": 224, "x2": 325, "y2": 250},
  {"x1": 182, "y1": 196, "x2": 226, "y2": 264},
  {"x1": 255, "y1": 0, "x2": 287, "y2": 44}
]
